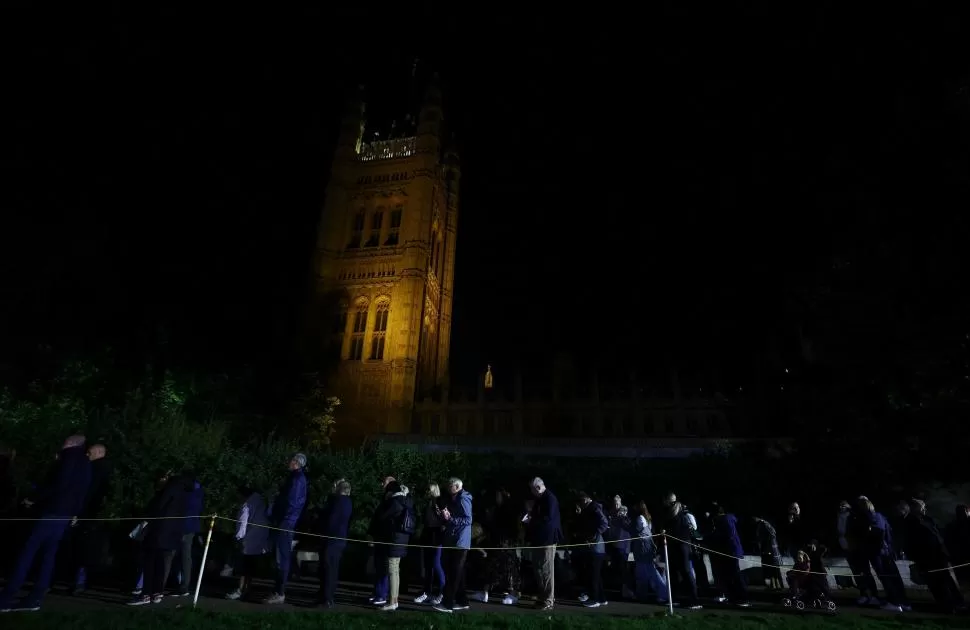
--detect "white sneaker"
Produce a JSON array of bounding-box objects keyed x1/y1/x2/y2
[
  {"x1": 263, "y1": 593, "x2": 286, "y2": 605},
  {"x1": 901, "y1": 604, "x2": 912, "y2": 612},
  {"x1": 471, "y1": 591, "x2": 488, "y2": 603},
  {"x1": 225, "y1": 590, "x2": 242, "y2": 600},
  {"x1": 413, "y1": 593, "x2": 428, "y2": 604},
  {"x1": 501, "y1": 595, "x2": 517, "y2": 605},
  {"x1": 372, "y1": 599, "x2": 387, "y2": 606},
  {"x1": 379, "y1": 603, "x2": 398, "y2": 611},
  {"x1": 430, "y1": 595, "x2": 443, "y2": 605},
  {"x1": 432, "y1": 604, "x2": 452, "y2": 614},
  {"x1": 717, "y1": 595, "x2": 728, "y2": 603},
  {"x1": 578, "y1": 594, "x2": 589, "y2": 603},
  {"x1": 881, "y1": 603, "x2": 903, "y2": 612}
]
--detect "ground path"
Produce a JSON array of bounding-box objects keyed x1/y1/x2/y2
[{"x1": 15, "y1": 575, "x2": 965, "y2": 624}]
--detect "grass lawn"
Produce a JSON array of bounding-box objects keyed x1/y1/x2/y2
[{"x1": 1, "y1": 609, "x2": 967, "y2": 630}]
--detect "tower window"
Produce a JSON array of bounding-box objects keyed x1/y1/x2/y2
[
  {"x1": 364, "y1": 210, "x2": 383, "y2": 247},
  {"x1": 349, "y1": 303, "x2": 368, "y2": 360},
  {"x1": 370, "y1": 302, "x2": 389, "y2": 360},
  {"x1": 385, "y1": 208, "x2": 402, "y2": 246},
  {"x1": 348, "y1": 209, "x2": 365, "y2": 249}
]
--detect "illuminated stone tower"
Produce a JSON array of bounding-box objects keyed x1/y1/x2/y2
[{"x1": 314, "y1": 77, "x2": 460, "y2": 437}]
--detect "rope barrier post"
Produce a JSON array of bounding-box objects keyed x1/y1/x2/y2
[
  {"x1": 663, "y1": 534, "x2": 674, "y2": 616},
  {"x1": 193, "y1": 514, "x2": 217, "y2": 608}
]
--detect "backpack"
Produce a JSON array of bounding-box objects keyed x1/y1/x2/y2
[{"x1": 398, "y1": 503, "x2": 416, "y2": 535}]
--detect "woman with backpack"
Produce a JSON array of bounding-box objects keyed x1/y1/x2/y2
[{"x1": 368, "y1": 480, "x2": 415, "y2": 611}]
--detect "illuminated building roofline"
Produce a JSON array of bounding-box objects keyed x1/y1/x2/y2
[{"x1": 357, "y1": 136, "x2": 416, "y2": 162}]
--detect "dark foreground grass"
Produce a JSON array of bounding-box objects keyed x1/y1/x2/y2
[{"x1": 1, "y1": 609, "x2": 967, "y2": 630}]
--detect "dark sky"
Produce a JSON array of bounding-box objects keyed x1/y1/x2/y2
[{"x1": 3, "y1": 5, "x2": 969, "y2": 394}]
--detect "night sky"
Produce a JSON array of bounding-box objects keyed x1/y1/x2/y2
[{"x1": 3, "y1": 5, "x2": 969, "y2": 398}]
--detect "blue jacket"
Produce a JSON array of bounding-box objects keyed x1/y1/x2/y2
[
  {"x1": 319, "y1": 494, "x2": 353, "y2": 550},
  {"x1": 442, "y1": 489, "x2": 473, "y2": 549},
  {"x1": 183, "y1": 481, "x2": 204, "y2": 534},
  {"x1": 630, "y1": 515, "x2": 657, "y2": 561},
  {"x1": 270, "y1": 468, "x2": 307, "y2": 529},
  {"x1": 527, "y1": 489, "x2": 563, "y2": 546},
  {"x1": 33, "y1": 445, "x2": 92, "y2": 517},
  {"x1": 866, "y1": 511, "x2": 895, "y2": 558},
  {"x1": 712, "y1": 513, "x2": 744, "y2": 557}
]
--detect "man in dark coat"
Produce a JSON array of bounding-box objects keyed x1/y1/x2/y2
[
  {"x1": 317, "y1": 479, "x2": 353, "y2": 608},
  {"x1": 173, "y1": 474, "x2": 204, "y2": 597},
  {"x1": 524, "y1": 477, "x2": 562, "y2": 610},
  {"x1": 128, "y1": 473, "x2": 192, "y2": 606},
  {"x1": 0, "y1": 435, "x2": 92, "y2": 613},
  {"x1": 263, "y1": 453, "x2": 308, "y2": 605},
  {"x1": 897, "y1": 499, "x2": 965, "y2": 612},
  {"x1": 70, "y1": 443, "x2": 113, "y2": 594}
]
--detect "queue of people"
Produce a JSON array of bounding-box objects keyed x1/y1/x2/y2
[{"x1": 4, "y1": 434, "x2": 970, "y2": 617}]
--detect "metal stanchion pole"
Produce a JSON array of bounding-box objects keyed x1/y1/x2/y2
[
  {"x1": 193, "y1": 514, "x2": 217, "y2": 608},
  {"x1": 663, "y1": 534, "x2": 675, "y2": 615}
]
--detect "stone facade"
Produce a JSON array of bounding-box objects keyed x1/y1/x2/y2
[{"x1": 314, "y1": 81, "x2": 459, "y2": 436}]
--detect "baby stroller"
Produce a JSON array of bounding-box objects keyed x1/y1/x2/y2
[{"x1": 782, "y1": 549, "x2": 837, "y2": 613}]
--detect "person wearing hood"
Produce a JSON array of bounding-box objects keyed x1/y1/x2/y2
[
  {"x1": 0, "y1": 435, "x2": 91, "y2": 613},
  {"x1": 859, "y1": 497, "x2": 909, "y2": 612},
  {"x1": 369, "y1": 480, "x2": 414, "y2": 611},
  {"x1": 128, "y1": 472, "x2": 193, "y2": 607},
  {"x1": 263, "y1": 453, "x2": 308, "y2": 605},
  {"x1": 434, "y1": 477, "x2": 473, "y2": 614},
  {"x1": 897, "y1": 499, "x2": 964, "y2": 613},
  {"x1": 574, "y1": 492, "x2": 609, "y2": 608},
  {"x1": 316, "y1": 479, "x2": 353, "y2": 608},
  {"x1": 709, "y1": 504, "x2": 749, "y2": 607},
  {"x1": 607, "y1": 495, "x2": 634, "y2": 599}
]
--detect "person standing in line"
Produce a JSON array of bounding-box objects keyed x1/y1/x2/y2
[
  {"x1": 0, "y1": 435, "x2": 92, "y2": 613},
  {"x1": 317, "y1": 479, "x2": 353, "y2": 608},
  {"x1": 225, "y1": 485, "x2": 269, "y2": 601},
  {"x1": 414, "y1": 483, "x2": 446, "y2": 605},
  {"x1": 524, "y1": 477, "x2": 562, "y2": 611},
  {"x1": 172, "y1": 472, "x2": 204, "y2": 597},
  {"x1": 69, "y1": 442, "x2": 112, "y2": 595},
  {"x1": 575, "y1": 491, "x2": 609, "y2": 608},
  {"x1": 368, "y1": 475, "x2": 397, "y2": 604},
  {"x1": 370, "y1": 481, "x2": 414, "y2": 611},
  {"x1": 433, "y1": 477, "x2": 473, "y2": 614},
  {"x1": 263, "y1": 453, "x2": 308, "y2": 605}
]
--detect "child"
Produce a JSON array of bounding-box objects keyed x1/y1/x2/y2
[
  {"x1": 786, "y1": 550, "x2": 812, "y2": 597},
  {"x1": 226, "y1": 486, "x2": 269, "y2": 600}
]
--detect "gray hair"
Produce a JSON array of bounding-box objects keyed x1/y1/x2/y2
[
  {"x1": 427, "y1": 483, "x2": 441, "y2": 498},
  {"x1": 531, "y1": 477, "x2": 545, "y2": 490},
  {"x1": 447, "y1": 477, "x2": 463, "y2": 489},
  {"x1": 336, "y1": 480, "x2": 352, "y2": 496}
]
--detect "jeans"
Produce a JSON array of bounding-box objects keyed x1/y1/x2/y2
[
  {"x1": 423, "y1": 545, "x2": 445, "y2": 595},
  {"x1": 373, "y1": 546, "x2": 389, "y2": 600},
  {"x1": 635, "y1": 559, "x2": 668, "y2": 602},
  {"x1": 142, "y1": 548, "x2": 175, "y2": 597},
  {"x1": 173, "y1": 533, "x2": 196, "y2": 593},
  {"x1": 586, "y1": 553, "x2": 605, "y2": 603},
  {"x1": 846, "y1": 551, "x2": 878, "y2": 598},
  {"x1": 442, "y1": 548, "x2": 469, "y2": 608},
  {"x1": 872, "y1": 555, "x2": 907, "y2": 606},
  {"x1": 318, "y1": 544, "x2": 344, "y2": 604},
  {"x1": 274, "y1": 530, "x2": 295, "y2": 595},
  {"x1": 716, "y1": 556, "x2": 748, "y2": 603},
  {"x1": 535, "y1": 545, "x2": 557, "y2": 605},
  {"x1": 0, "y1": 518, "x2": 70, "y2": 608}
]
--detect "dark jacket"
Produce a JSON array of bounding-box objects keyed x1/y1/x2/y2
[
  {"x1": 944, "y1": 515, "x2": 970, "y2": 567},
  {"x1": 756, "y1": 519, "x2": 781, "y2": 559},
  {"x1": 270, "y1": 468, "x2": 307, "y2": 530},
  {"x1": 237, "y1": 492, "x2": 269, "y2": 556},
  {"x1": 144, "y1": 476, "x2": 192, "y2": 550},
  {"x1": 420, "y1": 497, "x2": 445, "y2": 545},
  {"x1": 864, "y1": 511, "x2": 895, "y2": 558},
  {"x1": 527, "y1": 489, "x2": 563, "y2": 546},
  {"x1": 318, "y1": 493, "x2": 353, "y2": 550},
  {"x1": 577, "y1": 501, "x2": 609, "y2": 555},
  {"x1": 711, "y1": 513, "x2": 744, "y2": 557},
  {"x1": 607, "y1": 506, "x2": 632, "y2": 553},
  {"x1": 78, "y1": 457, "x2": 112, "y2": 520},
  {"x1": 369, "y1": 491, "x2": 414, "y2": 558},
  {"x1": 33, "y1": 445, "x2": 92, "y2": 517},
  {"x1": 183, "y1": 480, "x2": 204, "y2": 534},
  {"x1": 901, "y1": 512, "x2": 948, "y2": 568}
]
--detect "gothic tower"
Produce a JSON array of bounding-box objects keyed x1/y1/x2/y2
[{"x1": 314, "y1": 76, "x2": 460, "y2": 438}]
